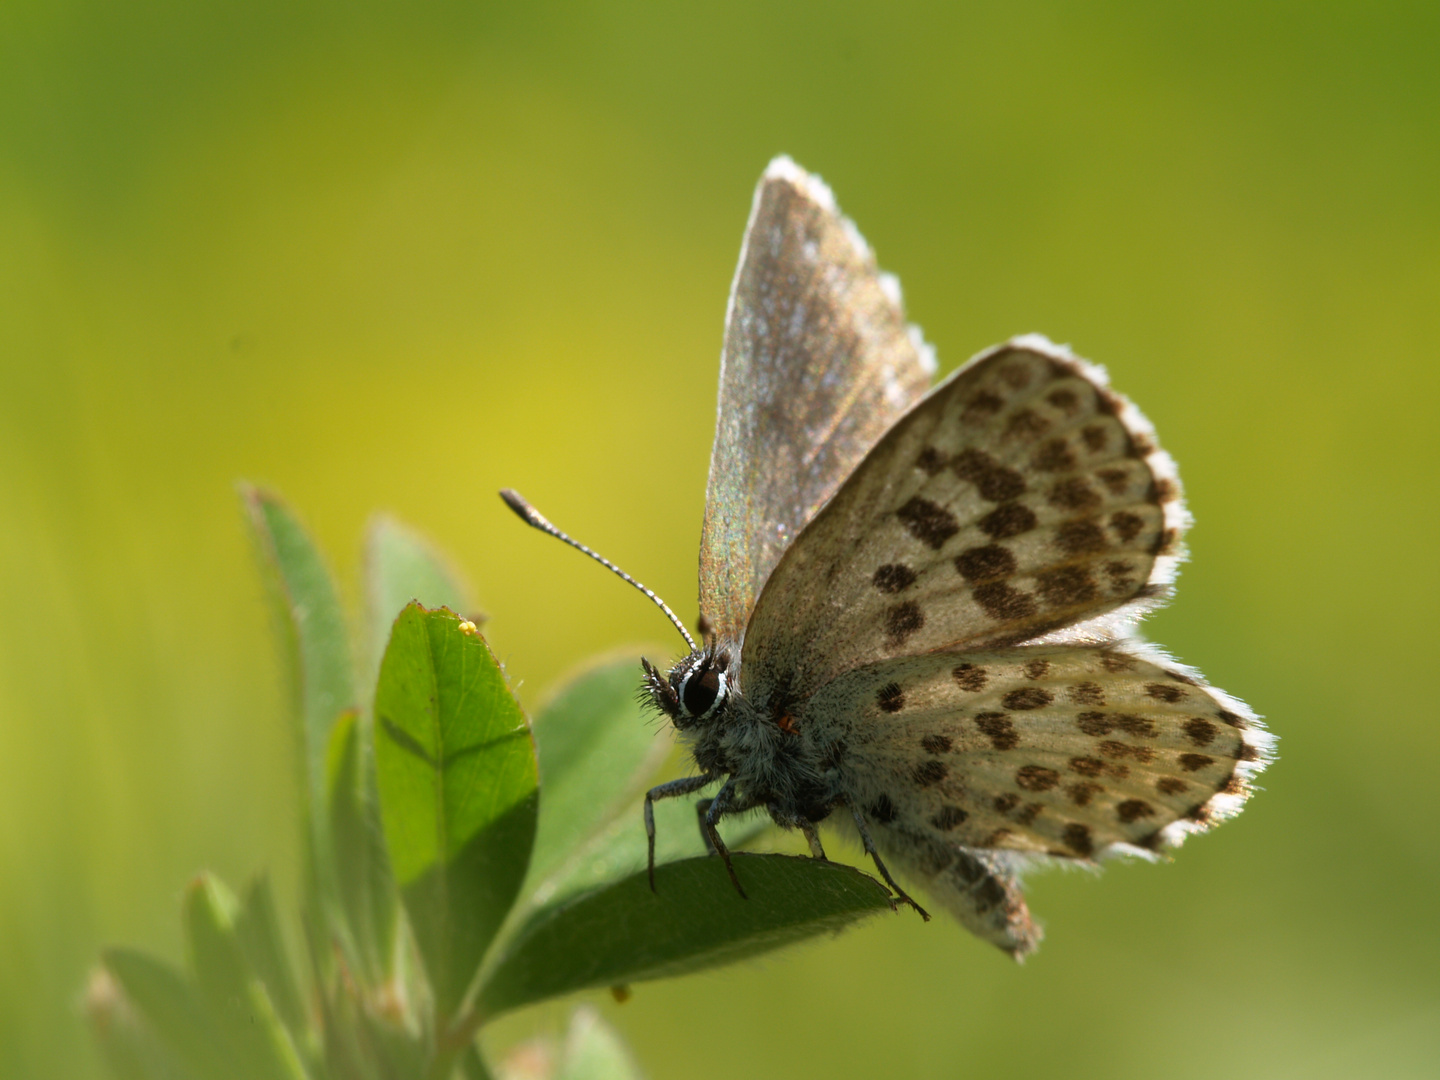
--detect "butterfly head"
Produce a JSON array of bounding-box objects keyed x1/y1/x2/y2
[
  {"x1": 497, "y1": 490, "x2": 736, "y2": 729},
  {"x1": 643, "y1": 647, "x2": 732, "y2": 729}
]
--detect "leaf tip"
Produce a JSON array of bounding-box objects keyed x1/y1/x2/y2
[
  {"x1": 235, "y1": 479, "x2": 281, "y2": 514},
  {"x1": 82, "y1": 964, "x2": 124, "y2": 1029}
]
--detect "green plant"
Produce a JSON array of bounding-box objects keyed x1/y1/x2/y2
[{"x1": 85, "y1": 487, "x2": 893, "y2": 1080}]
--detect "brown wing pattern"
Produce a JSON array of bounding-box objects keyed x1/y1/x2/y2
[
  {"x1": 742, "y1": 337, "x2": 1188, "y2": 704},
  {"x1": 902, "y1": 846, "x2": 1040, "y2": 958},
  {"x1": 804, "y1": 643, "x2": 1270, "y2": 857},
  {"x1": 698, "y1": 157, "x2": 934, "y2": 645},
  {"x1": 799, "y1": 643, "x2": 1270, "y2": 953}
]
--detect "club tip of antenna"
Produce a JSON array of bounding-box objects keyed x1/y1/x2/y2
[{"x1": 499, "y1": 489, "x2": 541, "y2": 526}]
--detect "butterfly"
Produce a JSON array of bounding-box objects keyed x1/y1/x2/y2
[{"x1": 503, "y1": 156, "x2": 1272, "y2": 957}]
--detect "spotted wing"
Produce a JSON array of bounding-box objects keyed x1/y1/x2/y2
[
  {"x1": 741, "y1": 336, "x2": 1187, "y2": 703},
  {"x1": 699, "y1": 157, "x2": 935, "y2": 645},
  {"x1": 801, "y1": 643, "x2": 1271, "y2": 954}
]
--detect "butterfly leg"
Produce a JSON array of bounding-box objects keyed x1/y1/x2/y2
[
  {"x1": 799, "y1": 819, "x2": 828, "y2": 860},
  {"x1": 847, "y1": 800, "x2": 931, "y2": 921},
  {"x1": 702, "y1": 778, "x2": 749, "y2": 900},
  {"x1": 697, "y1": 787, "x2": 764, "y2": 851},
  {"x1": 694, "y1": 798, "x2": 719, "y2": 854},
  {"x1": 645, "y1": 774, "x2": 721, "y2": 892}
]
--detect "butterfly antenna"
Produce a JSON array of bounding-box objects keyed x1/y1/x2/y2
[{"x1": 499, "y1": 489, "x2": 698, "y2": 652}]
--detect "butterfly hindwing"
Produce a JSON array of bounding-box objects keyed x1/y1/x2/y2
[
  {"x1": 699, "y1": 158, "x2": 934, "y2": 644},
  {"x1": 800, "y1": 643, "x2": 1270, "y2": 863},
  {"x1": 742, "y1": 337, "x2": 1187, "y2": 702}
]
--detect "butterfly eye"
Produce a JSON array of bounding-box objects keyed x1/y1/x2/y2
[{"x1": 681, "y1": 660, "x2": 724, "y2": 718}]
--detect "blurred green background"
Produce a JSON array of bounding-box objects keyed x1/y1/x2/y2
[{"x1": 2, "y1": 2, "x2": 1437, "y2": 1077}]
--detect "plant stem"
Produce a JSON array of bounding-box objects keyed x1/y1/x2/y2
[{"x1": 426, "y1": 1007, "x2": 486, "y2": 1080}]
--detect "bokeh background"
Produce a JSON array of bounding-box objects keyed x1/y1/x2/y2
[{"x1": 3, "y1": 2, "x2": 1437, "y2": 1077}]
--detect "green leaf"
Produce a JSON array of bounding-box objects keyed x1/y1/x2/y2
[
  {"x1": 182, "y1": 874, "x2": 311, "y2": 1080},
  {"x1": 364, "y1": 515, "x2": 475, "y2": 677},
  {"x1": 241, "y1": 484, "x2": 356, "y2": 855},
  {"x1": 373, "y1": 603, "x2": 539, "y2": 1021},
  {"x1": 478, "y1": 853, "x2": 894, "y2": 1018},
  {"x1": 326, "y1": 709, "x2": 398, "y2": 984},
  {"x1": 101, "y1": 948, "x2": 237, "y2": 1080},
  {"x1": 84, "y1": 966, "x2": 187, "y2": 1080},
  {"x1": 555, "y1": 1007, "x2": 644, "y2": 1080},
  {"x1": 235, "y1": 874, "x2": 309, "y2": 1045},
  {"x1": 525, "y1": 652, "x2": 672, "y2": 888}
]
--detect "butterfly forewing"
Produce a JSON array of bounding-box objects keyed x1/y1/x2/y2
[
  {"x1": 742, "y1": 338, "x2": 1187, "y2": 703},
  {"x1": 699, "y1": 158, "x2": 934, "y2": 644}
]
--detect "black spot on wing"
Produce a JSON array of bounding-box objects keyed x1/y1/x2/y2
[
  {"x1": 913, "y1": 760, "x2": 948, "y2": 787},
  {"x1": 1056, "y1": 519, "x2": 1107, "y2": 554},
  {"x1": 870, "y1": 794, "x2": 898, "y2": 824},
  {"x1": 978, "y1": 503, "x2": 1037, "y2": 539},
  {"x1": 1003, "y1": 687, "x2": 1052, "y2": 710},
  {"x1": 876, "y1": 682, "x2": 905, "y2": 713},
  {"x1": 951, "y1": 448, "x2": 1026, "y2": 501},
  {"x1": 1037, "y1": 566, "x2": 1099, "y2": 608},
  {"x1": 973, "y1": 581, "x2": 1038, "y2": 621},
  {"x1": 1183, "y1": 717, "x2": 1218, "y2": 746},
  {"x1": 897, "y1": 497, "x2": 959, "y2": 549},
  {"x1": 1016, "y1": 765, "x2": 1059, "y2": 791},
  {"x1": 952, "y1": 663, "x2": 987, "y2": 691},
  {"x1": 975, "y1": 712, "x2": 1019, "y2": 751},
  {"x1": 885, "y1": 601, "x2": 925, "y2": 645},
  {"x1": 955, "y1": 545, "x2": 1017, "y2": 582},
  {"x1": 916, "y1": 447, "x2": 948, "y2": 475},
  {"x1": 931, "y1": 805, "x2": 968, "y2": 830},
  {"x1": 872, "y1": 563, "x2": 917, "y2": 593},
  {"x1": 1063, "y1": 823, "x2": 1094, "y2": 856}
]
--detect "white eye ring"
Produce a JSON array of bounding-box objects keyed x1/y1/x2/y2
[
  {"x1": 678, "y1": 659, "x2": 729, "y2": 720},
  {"x1": 707, "y1": 668, "x2": 730, "y2": 716}
]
